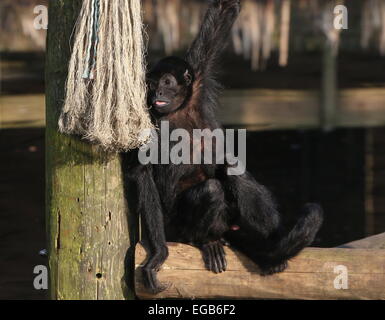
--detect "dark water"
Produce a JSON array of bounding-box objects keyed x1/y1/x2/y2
[
  {"x1": 0, "y1": 128, "x2": 46, "y2": 300},
  {"x1": 244, "y1": 128, "x2": 367, "y2": 247},
  {"x1": 1, "y1": 127, "x2": 384, "y2": 299}
]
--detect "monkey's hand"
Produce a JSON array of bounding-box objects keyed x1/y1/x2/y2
[
  {"x1": 201, "y1": 240, "x2": 227, "y2": 273},
  {"x1": 214, "y1": 0, "x2": 241, "y2": 13}
]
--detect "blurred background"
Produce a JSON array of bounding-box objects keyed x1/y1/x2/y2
[{"x1": 1, "y1": 0, "x2": 385, "y2": 299}]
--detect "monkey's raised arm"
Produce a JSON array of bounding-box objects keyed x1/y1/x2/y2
[
  {"x1": 186, "y1": 0, "x2": 240, "y2": 78},
  {"x1": 132, "y1": 164, "x2": 169, "y2": 293}
]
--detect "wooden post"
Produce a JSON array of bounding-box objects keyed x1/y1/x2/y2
[
  {"x1": 320, "y1": 1, "x2": 343, "y2": 132},
  {"x1": 320, "y1": 40, "x2": 337, "y2": 131},
  {"x1": 135, "y1": 241, "x2": 385, "y2": 300},
  {"x1": 45, "y1": 1, "x2": 137, "y2": 300},
  {"x1": 279, "y1": 0, "x2": 291, "y2": 67}
]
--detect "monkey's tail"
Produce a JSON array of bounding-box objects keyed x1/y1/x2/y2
[
  {"x1": 225, "y1": 203, "x2": 323, "y2": 274},
  {"x1": 269, "y1": 203, "x2": 323, "y2": 262}
]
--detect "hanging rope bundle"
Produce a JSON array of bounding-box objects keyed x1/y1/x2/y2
[{"x1": 59, "y1": 0, "x2": 153, "y2": 151}]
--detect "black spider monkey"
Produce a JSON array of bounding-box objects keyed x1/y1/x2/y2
[{"x1": 130, "y1": 0, "x2": 323, "y2": 293}]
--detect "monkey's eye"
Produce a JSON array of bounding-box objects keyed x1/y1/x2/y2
[{"x1": 165, "y1": 79, "x2": 171, "y2": 86}]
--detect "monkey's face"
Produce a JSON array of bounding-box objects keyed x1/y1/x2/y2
[
  {"x1": 147, "y1": 72, "x2": 192, "y2": 114},
  {"x1": 146, "y1": 57, "x2": 193, "y2": 115}
]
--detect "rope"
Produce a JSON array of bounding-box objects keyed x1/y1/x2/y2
[
  {"x1": 59, "y1": 0, "x2": 153, "y2": 151},
  {"x1": 82, "y1": 0, "x2": 100, "y2": 79}
]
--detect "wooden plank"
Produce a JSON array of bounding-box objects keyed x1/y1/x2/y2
[
  {"x1": 218, "y1": 88, "x2": 385, "y2": 129},
  {"x1": 338, "y1": 89, "x2": 385, "y2": 128},
  {"x1": 2, "y1": 88, "x2": 385, "y2": 130},
  {"x1": 0, "y1": 94, "x2": 45, "y2": 129},
  {"x1": 338, "y1": 232, "x2": 385, "y2": 249},
  {"x1": 219, "y1": 89, "x2": 319, "y2": 130},
  {"x1": 135, "y1": 242, "x2": 385, "y2": 300}
]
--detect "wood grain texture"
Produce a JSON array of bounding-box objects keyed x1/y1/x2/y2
[
  {"x1": 339, "y1": 232, "x2": 385, "y2": 249},
  {"x1": 0, "y1": 94, "x2": 45, "y2": 128},
  {"x1": 45, "y1": 0, "x2": 136, "y2": 300},
  {"x1": 135, "y1": 242, "x2": 385, "y2": 300},
  {"x1": 3, "y1": 89, "x2": 385, "y2": 130},
  {"x1": 218, "y1": 88, "x2": 385, "y2": 130}
]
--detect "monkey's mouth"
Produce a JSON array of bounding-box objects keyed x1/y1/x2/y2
[{"x1": 153, "y1": 100, "x2": 170, "y2": 107}]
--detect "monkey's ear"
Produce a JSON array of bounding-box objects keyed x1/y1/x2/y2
[{"x1": 184, "y1": 69, "x2": 192, "y2": 85}]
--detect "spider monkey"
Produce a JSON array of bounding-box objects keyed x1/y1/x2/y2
[{"x1": 130, "y1": 0, "x2": 323, "y2": 293}]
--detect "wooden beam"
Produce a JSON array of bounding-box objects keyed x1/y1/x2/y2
[
  {"x1": 218, "y1": 88, "x2": 385, "y2": 130},
  {"x1": 135, "y1": 242, "x2": 385, "y2": 300},
  {"x1": 338, "y1": 232, "x2": 385, "y2": 249},
  {"x1": 219, "y1": 89, "x2": 319, "y2": 130},
  {"x1": 2, "y1": 88, "x2": 385, "y2": 130},
  {"x1": 0, "y1": 94, "x2": 45, "y2": 129}
]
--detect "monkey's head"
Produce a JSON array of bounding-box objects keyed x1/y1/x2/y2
[{"x1": 147, "y1": 56, "x2": 194, "y2": 114}]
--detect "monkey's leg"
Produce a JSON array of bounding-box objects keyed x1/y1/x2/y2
[
  {"x1": 131, "y1": 164, "x2": 169, "y2": 293},
  {"x1": 221, "y1": 171, "x2": 322, "y2": 275},
  {"x1": 221, "y1": 172, "x2": 288, "y2": 274},
  {"x1": 173, "y1": 179, "x2": 229, "y2": 273}
]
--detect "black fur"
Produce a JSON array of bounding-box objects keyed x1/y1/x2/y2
[{"x1": 129, "y1": 0, "x2": 323, "y2": 293}]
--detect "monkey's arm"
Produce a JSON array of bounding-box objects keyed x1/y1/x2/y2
[
  {"x1": 133, "y1": 164, "x2": 169, "y2": 293},
  {"x1": 186, "y1": 0, "x2": 240, "y2": 78}
]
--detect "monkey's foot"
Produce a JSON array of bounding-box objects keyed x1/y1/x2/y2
[
  {"x1": 201, "y1": 241, "x2": 227, "y2": 273},
  {"x1": 259, "y1": 260, "x2": 288, "y2": 276}
]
